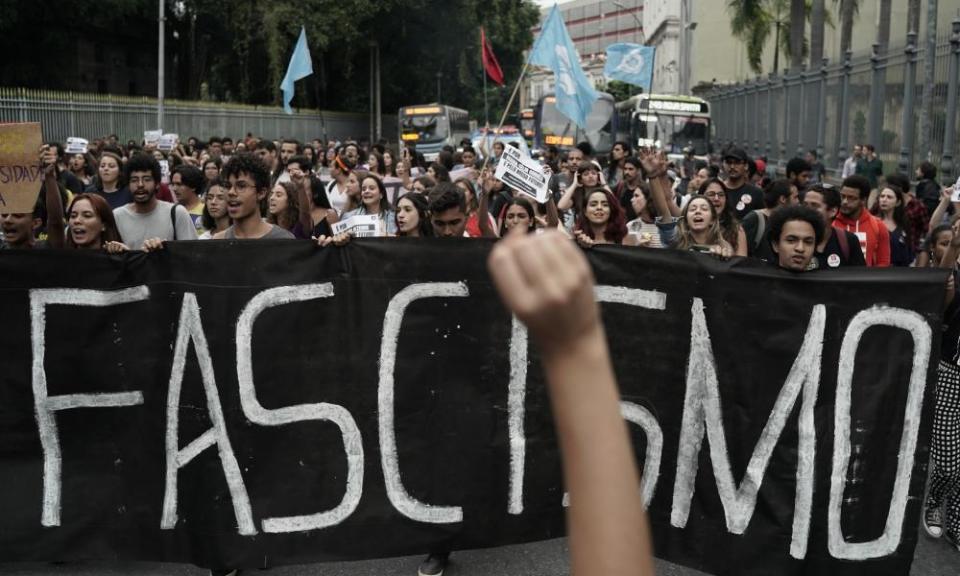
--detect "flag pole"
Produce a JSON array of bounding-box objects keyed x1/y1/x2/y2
[{"x1": 479, "y1": 57, "x2": 531, "y2": 174}]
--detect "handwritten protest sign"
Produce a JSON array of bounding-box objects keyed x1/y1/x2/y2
[
  {"x1": 0, "y1": 123, "x2": 44, "y2": 214},
  {"x1": 332, "y1": 214, "x2": 380, "y2": 237},
  {"x1": 494, "y1": 145, "x2": 549, "y2": 203}
]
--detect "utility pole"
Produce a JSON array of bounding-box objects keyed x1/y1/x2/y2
[{"x1": 157, "y1": 0, "x2": 165, "y2": 130}]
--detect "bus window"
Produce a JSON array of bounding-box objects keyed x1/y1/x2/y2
[{"x1": 401, "y1": 114, "x2": 448, "y2": 143}]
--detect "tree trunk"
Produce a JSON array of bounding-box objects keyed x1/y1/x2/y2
[
  {"x1": 877, "y1": 0, "x2": 891, "y2": 54},
  {"x1": 918, "y1": 0, "x2": 939, "y2": 159},
  {"x1": 789, "y1": 0, "x2": 805, "y2": 71},
  {"x1": 907, "y1": 0, "x2": 921, "y2": 34},
  {"x1": 809, "y1": 0, "x2": 825, "y2": 66},
  {"x1": 840, "y1": 0, "x2": 856, "y2": 55}
]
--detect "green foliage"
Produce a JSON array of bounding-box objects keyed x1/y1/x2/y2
[
  {"x1": 0, "y1": 0, "x2": 541, "y2": 120},
  {"x1": 602, "y1": 80, "x2": 638, "y2": 103},
  {"x1": 726, "y1": 0, "x2": 836, "y2": 74}
]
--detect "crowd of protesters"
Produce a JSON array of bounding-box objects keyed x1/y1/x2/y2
[{"x1": 3, "y1": 130, "x2": 960, "y2": 573}]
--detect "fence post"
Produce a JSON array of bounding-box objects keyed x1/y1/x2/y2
[
  {"x1": 868, "y1": 43, "x2": 884, "y2": 148},
  {"x1": 780, "y1": 74, "x2": 789, "y2": 166},
  {"x1": 796, "y1": 66, "x2": 807, "y2": 156},
  {"x1": 767, "y1": 72, "x2": 775, "y2": 160},
  {"x1": 898, "y1": 32, "x2": 919, "y2": 175},
  {"x1": 837, "y1": 50, "x2": 853, "y2": 170},
  {"x1": 942, "y1": 19, "x2": 960, "y2": 183},
  {"x1": 753, "y1": 78, "x2": 761, "y2": 156},
  {"x1": 816, "y1": 58, "x2": 828, "y2": 165}
]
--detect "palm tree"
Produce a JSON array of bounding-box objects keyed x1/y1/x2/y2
[
  {"x1": 809, "y1": 0, "x2": 825, "y2": 65},
  {"x1": 837, "y1": 0, "x2": 860, "y2": 56},
  {"x1": 727, "y1": 0, "x2": 831, "y2": 75},
  {"x1": 788, "y1": 0, "x2": 805, "y2": 71}
]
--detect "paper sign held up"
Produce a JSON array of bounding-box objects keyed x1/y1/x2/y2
[
  {"x1": 0, "y1": 123, "x2": 44, "y2": 214},
  {"x1": 494, "y1": 145, "x2": 549, "y2": 204}
]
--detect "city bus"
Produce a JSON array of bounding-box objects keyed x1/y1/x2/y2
[
  {"x1": 398, "y1": 104, "x2": 471, "y2": 160},
  {"x1": 533, "y1": 92, "x2": 616, "y2": 157},
  {"x1": 615, "y1": 94, "x2": 711, "y2": 161},
  {"x1": 519, "y1": 108, "x2": 535, "y2": 146}
]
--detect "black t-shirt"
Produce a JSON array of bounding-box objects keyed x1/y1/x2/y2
[
  {"x1": 725, "y1": 182, "x2": 763, "y2": 220},
  {"x1": 810, "y1": 229, "x2": 867, "y2": 270},
  {"x1": 753, "y1": 227, "x2": 866, "y2": 270}
]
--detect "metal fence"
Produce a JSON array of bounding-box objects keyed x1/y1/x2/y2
[
  {"x1": 0, "y1": 87, "x2": 398, "y2": 146},
  {"x1": 706, "y1": 19, "x2": 960, "y2": 182}
]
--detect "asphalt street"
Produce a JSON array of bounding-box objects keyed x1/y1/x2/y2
[{"x1": 1, "y1": 530, "x2": 957, "y2": 576}]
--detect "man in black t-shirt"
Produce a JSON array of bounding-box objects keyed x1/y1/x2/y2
[
  {"x1": 721, "y1": 147, "x2": 763, "y2": 219},
  {"x1": 766, "y1": 205, "x2": 824, "y2": 272},
  {"x1": 801, "y1": 185, "x2": 866, "y2": 269}
]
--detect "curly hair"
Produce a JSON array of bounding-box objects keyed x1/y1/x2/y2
[
  {"x1": 576, "y1": 189, "x2": 627, "y2": 244},
  {"x1": 222, "y1": 152, "x2": 271, "y2": 193}
]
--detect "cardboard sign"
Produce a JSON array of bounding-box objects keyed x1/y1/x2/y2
[
  {"x1": 0, "y1": 123, "x2": 44, "y2": 214},
  {"x1": 143, "y1": 130, "x2": 162, "y2": 146},
  {"x1": 494, "y1": 145, "x2": 549, "y2": 203},
  {"x1": 65, "y1": 137, "x2": 88, "y2": 155},
  {"x1": 158, "y1": 134, "x2": 178, "y2": 152},
  {"x1": 332, "y1": 214, "x2": 380, "y2": 237},
  {"x1": 951, "y1": 176, "x2": 960, "y2": 203}
]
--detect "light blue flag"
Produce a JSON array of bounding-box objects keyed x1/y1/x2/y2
[
  {"x1": 280, "y1": 27, "x2": 313, "y2": 115},
  {"x1": 604, "y1": 43, "x2": 655, "y2": 91},
  {"x1": 528, "y1": 5, "x2": 598, "y2": 128}
]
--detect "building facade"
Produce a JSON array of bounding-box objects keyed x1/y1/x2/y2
[{"x1": 524, "y1": 0, "x2": 644, "y2": 107}]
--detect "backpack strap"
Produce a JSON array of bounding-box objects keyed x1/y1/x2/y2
[
  {"x1": 836, "y1": 228, "x2": 850, "y2": 261},
  {"x1": 754, "y1": 211, "x2": 767, "y2": 249},
  {"x1": 170, "y1": 204, "x2": 178, "y2": 241}
]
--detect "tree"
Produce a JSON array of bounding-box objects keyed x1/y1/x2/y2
[
  {"x1": 836, "y1": 0, "x2": 860, "y2": 56},
  {"x1": 726, "y1": 0, "x2": 831, "y2": 75},
  {"x1": 809, "y1": 0, "x2": 825, "y2": 66}
]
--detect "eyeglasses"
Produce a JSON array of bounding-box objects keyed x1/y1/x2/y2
[
  {"x1": 703, "y1": 191, "x2": 725, "y2": 199},
  {"x1": 227, "y1": 180, "x2": 255, "y2": 193},
  {"x1": 128, "y1": 176, "x2": 154, "y2": 186}
]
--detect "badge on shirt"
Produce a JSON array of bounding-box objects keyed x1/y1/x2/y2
[
  {"x1": 736, "y1": 202, "x2": 745, "y2": 212},
  {"x1": 827, "y1": 253, "x2": 841, "y2": 268},
  {"x1": 741, "y1": 193, "x2": 753, "y2": 205}
]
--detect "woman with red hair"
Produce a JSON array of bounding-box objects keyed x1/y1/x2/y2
[
  {"x1": 574, "y1": 189, "x2": 627, "y2": 247},
  {"x1": 64, "y1": 193, "x2": 127, "y2": 252}
]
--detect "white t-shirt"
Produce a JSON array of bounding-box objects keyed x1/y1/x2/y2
[{"x1": 326, "y1": 181, "x2": 349, "y2": 215}]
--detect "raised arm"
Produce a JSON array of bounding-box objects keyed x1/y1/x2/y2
[
  {"x1": 40, "y1": 145, "x2": 65, "y2": 249},
  {"x1": 929, "y1": 186, "x2": 956, "y2": 229},
  {"x1": 478, "y1": 169, "x2": 498, "y2": 238},
  {"x1": 641, "y1": 149, "x2": 681, "y2": 218},
  {"x1": 297, "y1": 177, "x2": 314, "y2": 235},
  {"x1": 487, "y1": 230, "x2": 655, "y2": 576},
  {"x1": 557, "y1": 171, "x2": 580, "y2": 211}
]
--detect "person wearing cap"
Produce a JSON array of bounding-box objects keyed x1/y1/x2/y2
[{"x1": 721, "y1": 147, "x2": 763, "y2": 220}]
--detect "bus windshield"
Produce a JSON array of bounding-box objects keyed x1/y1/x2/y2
[
  {"x1": 539, "y1": 97, "x2": 614, "y2": 151},
  {"x1": 635, "y1": 114, "x2": 709, "y2": 155},
  {"x1": 401, "y1": 114, "x2": 448, "y2": 143}
]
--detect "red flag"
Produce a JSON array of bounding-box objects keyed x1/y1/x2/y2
[{"x1": 481, "y1": 27, "x2": 505, "y2": 86}]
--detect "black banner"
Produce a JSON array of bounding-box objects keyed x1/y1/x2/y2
[{"x1": 0, "y1": 240, "x2": 945, "y2": 575}]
